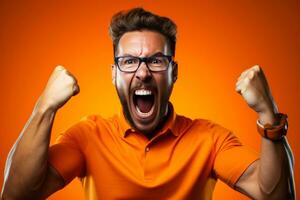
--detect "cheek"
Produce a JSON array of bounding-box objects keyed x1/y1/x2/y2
[
  {"x1": 116, "y1": 72, "x2": 129, "y2": 91},
  {"x1": 166, "y1": 68, "x2": 175, "y2": 91},
  {"x1": 157, "y1": 71, "x2": 174, "y2": 97},
  {"x1": 115, "y1": 72, "x2": 132, "y2": 100},
  {"x1": 166, "y1": 67, "x2": 175, "y2": 86}
]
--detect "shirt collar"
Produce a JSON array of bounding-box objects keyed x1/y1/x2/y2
[{"x1": 118, "y1": 102, "x2": 179, "y2": 138}]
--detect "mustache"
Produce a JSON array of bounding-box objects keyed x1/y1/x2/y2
[{"x1": 131, "y1": 82, "x2": 156, "y2": 91}]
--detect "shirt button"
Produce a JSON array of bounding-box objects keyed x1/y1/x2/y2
[{"x1": 145, "y1": 147, "x2": 150, "y2": 152}]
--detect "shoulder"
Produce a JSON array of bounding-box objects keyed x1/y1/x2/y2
[
  {"x1": 65, "y1": 115, "x2": 100, "y2": 134},
  {"x1": 56, "y1": 114, "x2": 113, "y2": 142},
  {"x1": 76, "y1": 114, "x2": 118, "y2": 129},
  {"x1": 176, "y1": 114, "x2": 233, "y2": 140},
  {"x1": 177, "y1": 114, "x2": 230, "y2": 133}
]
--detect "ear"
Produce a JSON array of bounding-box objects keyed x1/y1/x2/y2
[
  {"x1": 172, "y1": 61, "x2": 178, "y2": 83},
  {"x1": 111, "y1": 64, "x2": 116, "y2": 85}
]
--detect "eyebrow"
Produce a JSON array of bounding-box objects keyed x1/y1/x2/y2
[{"x1": 117, "y1": 52, "x2": 166, "y2": 58}]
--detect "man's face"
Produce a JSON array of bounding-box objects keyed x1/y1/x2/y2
[{"x1": 112, "y1": 30, "x2": 177, "y2": 134}]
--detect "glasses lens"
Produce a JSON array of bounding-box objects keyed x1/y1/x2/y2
[
  {"x1": 148, "y1": 56, "x2": 170, "y2": 71},
  {"x1": 118, "y1": 57, "x2": 139, "y2": 72},
  {"x1": 116, "y1": 55, "x2": 171, "y2": 72}
]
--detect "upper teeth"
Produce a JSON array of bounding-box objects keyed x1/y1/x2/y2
[{"x1": 135, "y1": 89, "x2": 152, "y2": 95}]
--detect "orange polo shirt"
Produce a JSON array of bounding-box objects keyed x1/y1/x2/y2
[{"x1": 49, "y1": 103, "x2": 258, "y2": 199}]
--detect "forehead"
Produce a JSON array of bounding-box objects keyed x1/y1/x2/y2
[{"x1": 117, "y1": 30, "x2": 170, "y2": 57}]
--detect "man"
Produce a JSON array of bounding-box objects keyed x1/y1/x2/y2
[{"x1": 1, "y1": 7, "x2": 295, "y2": 200}]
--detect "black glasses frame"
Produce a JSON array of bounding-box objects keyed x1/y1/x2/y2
[{"x1": 114, "y1": 55, "x2": 173, "y2": 73}]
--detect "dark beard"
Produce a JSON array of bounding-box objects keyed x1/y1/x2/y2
[
  {"x1": 116, "y1": 87, "x2": 136, "y2": 131},
  {"x1": 115, "y1": 88, "x2": 170, "y2": 136}
]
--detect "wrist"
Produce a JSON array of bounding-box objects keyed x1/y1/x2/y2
[
  {"x1": 257, "y1": 103, "x2": 279, "y2": 125},
  {"x1": 34, "y1": 97, "x2": 58, "y2": 115},
  {"x1": 258, "y1": 110, "x2": 278, "y2": 126}
]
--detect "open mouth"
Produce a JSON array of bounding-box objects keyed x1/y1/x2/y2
[{"x1": 132, "y1": 88, "x2": 156, "y2": 119}]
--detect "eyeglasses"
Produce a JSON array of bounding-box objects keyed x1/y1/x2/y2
[{"x1": 114, "y1": 54, "x2": 173, "y2": 73}]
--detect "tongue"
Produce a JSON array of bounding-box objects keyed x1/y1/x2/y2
[{"x1": 136, "y1": 95, "x2": 154, "y2": 113}]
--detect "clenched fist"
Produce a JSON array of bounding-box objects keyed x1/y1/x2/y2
[
  {"x1": 235, "y1": 65, "x2": 278, "y2": 115},
  {"x1": 37, "y1": 65, "x2": 80, "y2": 112}
]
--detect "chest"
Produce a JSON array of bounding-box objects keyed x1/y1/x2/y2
[{"x1": 81, "y1": 129, "x2": 216, "y2": 199}]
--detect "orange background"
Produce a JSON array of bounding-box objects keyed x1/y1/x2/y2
[{"x1": 0, "y1": 1, "x2": 299, "y2": 199}]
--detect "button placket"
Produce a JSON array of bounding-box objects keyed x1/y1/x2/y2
[
  {"x1": 143, "y1": 132, "x2": 169, "y2": 180},
  {"x1": 143, "y1": 143, "x2": 152, "y2": 180}
]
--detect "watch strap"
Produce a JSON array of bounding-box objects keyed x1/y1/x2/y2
[{"x1": 256, "y1": 113, "x2": 288, "y2": 141}]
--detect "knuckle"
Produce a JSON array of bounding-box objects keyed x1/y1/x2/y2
[
  {"x1": 248, "y1": 71, "x2": 255, "y2": 79},
  {"x1": 254, "y1": 65, "x2": 260, "y2": 71},
  {"x1": 244, "y1": 77, "x2": 250, "y2": 84},
  {"x1": 72, "y1": 77, "x2": 78, "y2": 85},
  {"x1": 63, "y1": 74, "x2": 74, "y2": 84},
  {"x1": 69, "y1": 77, "x2": 76, "y2": 84},
  {"x1": 55, "y1": 65, "x2": 65, "y2": 71}
]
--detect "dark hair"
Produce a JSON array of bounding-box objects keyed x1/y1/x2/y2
[{"x1": 109, "y1": 7, "x2": 177, "y2": 56}]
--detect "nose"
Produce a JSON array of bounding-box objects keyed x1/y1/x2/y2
[{"x1": 135, "y1": 62, "x2": 152, "y2": 82}]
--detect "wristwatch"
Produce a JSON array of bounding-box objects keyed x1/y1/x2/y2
[{"x1": 256, "y1": 113, "x2": 288, "y2": 141}]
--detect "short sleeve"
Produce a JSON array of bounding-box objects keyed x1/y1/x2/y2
[
  {"x1": 48, "y1": 120, "x2": 91, "y2": 185},
  {"x1": 213, "y1": 131, "x2": 259, "y2": 188}
]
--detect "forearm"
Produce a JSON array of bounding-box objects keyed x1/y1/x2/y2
[
  {"x1": 2, "y1": 102, "x2": 56, "y2": 198},
  {"x1": 257, "y1": 111, "x2": 295, "y2": 198},
  {"x1": 258, "y1": 138, "x2": 292, "y2": 194}
]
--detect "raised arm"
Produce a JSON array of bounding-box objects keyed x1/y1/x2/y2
[
  {"x1": 1, "y1": 66, "x2": 80, "y2": 199},
  {"x1": 234, "y1": 65, "x2": 295, "y2": 199}
]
